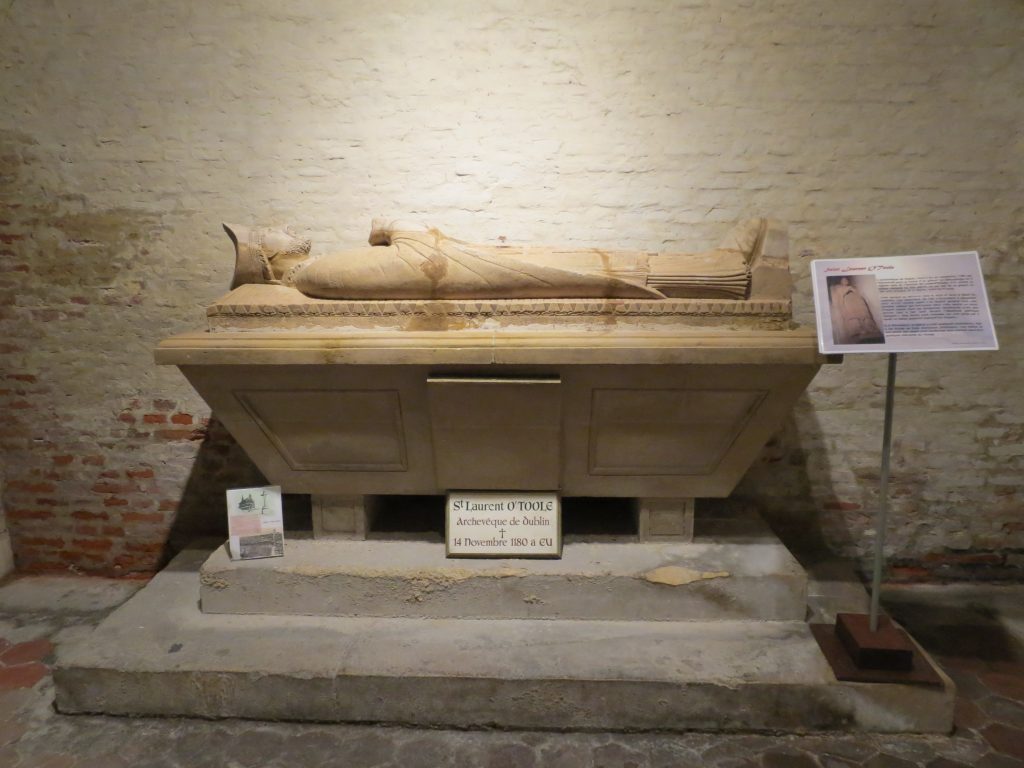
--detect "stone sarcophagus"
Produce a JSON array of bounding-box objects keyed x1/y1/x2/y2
[
  {"x1": 156, "y1": 217, "x2": 832, "y2": 539},
  {"x1": 65, "y1": 217, "x2": 954, "y2": 735}
]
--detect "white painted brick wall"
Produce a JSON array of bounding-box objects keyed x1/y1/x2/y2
[{"x1": 0, "y1": 1, "x2": 1020, "y2": 573}]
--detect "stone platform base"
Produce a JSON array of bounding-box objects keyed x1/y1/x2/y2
[
  {"x1": 55, "y1": 545, "x2": 954, "y2": 733},
  {"x1": 200, "y1": 536, "x2": 806, "y2": 622}
]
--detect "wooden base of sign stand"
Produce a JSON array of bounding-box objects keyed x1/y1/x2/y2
[
  {"x1": 836, "y1": 612, "x2": 913, "y2": 669},
  {"x1": 811, "y1": 612, "x2": 943, "y2": 686}
]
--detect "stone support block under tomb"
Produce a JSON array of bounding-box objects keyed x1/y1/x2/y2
[
  {"x1": 198, "y1": 523, "x2": 807, "y2": 622},
  {"x1": 55, "y1": 544, "x2": 955, "y2": 733}
]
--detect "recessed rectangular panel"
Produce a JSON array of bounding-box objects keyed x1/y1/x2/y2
[
  {"x1": 589, "y1": 389, "x2": 765, "y2": 476},
  {"x1": 237, "y1": 390, "x2": 407, "y2": 471},
  {"x1": 428, "y1": 378, "x2": 561, "y2": 490}
]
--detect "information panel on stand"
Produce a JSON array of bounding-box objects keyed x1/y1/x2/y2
[{"x1": 811, "y1": 252, "x2": 998, "y2": 354}]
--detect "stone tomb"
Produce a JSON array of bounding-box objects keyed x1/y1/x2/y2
[
  {"x1": 158, "y1": 218, "x2": 816, "y2": 542},
  {"x1": 54, "y1": 220, "x2": 954, "y2": 732}
]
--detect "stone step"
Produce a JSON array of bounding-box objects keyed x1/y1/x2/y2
[
  {"x1": 54, "y1": 545, "x2": 954, "y2": 733},
  {"x1": 200, "y1": 535, "x2": 807, "y2": 621}
]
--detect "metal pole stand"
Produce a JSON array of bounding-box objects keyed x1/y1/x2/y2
[{"x1": 811, "y1": 354, "x2": 941, "y2": 684}]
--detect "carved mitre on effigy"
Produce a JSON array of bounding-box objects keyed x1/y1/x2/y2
[{"x1": 222, "y1": 218, "x2": 782, "y2": 302}]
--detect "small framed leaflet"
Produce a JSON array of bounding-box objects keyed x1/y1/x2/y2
[
  {"x1": 811, "y1": 252, "x2": 998, "y2": 354},
  {"x1": 226, "y1": 485, "x2": 285, "y2": 560},
  {"x1": 446, "y1": 491, "x2": 561, "y2": 558}
]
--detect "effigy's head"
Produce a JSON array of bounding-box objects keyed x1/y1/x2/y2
[
  {"x1": 258, "y1": 226, "x2": 312, "y2": 260},
  {"x1": 224, "y1": 223, "x2": 312, "y2": 287}
]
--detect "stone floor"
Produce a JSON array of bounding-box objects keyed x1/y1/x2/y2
[{"x1": 0, "y1": 574, "x2": 1022, "y2": 768}]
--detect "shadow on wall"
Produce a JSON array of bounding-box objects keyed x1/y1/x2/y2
[
  {"x1": 165, "y1": 417, "x2": 265, "y2": 557},
  {"x1": 165, "y1": 416, "x2": 313, "y2": 561},
  {"x1": 733, "y1": 395, "x2": 858, "y2": 570}
]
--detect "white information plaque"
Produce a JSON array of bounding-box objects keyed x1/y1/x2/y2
[
  {"x1": 811, "y1": 252, "x2": 998, "y2": 354},
  {"x1": 446, "y1": 492, "x2": 561, "y2": 558},
  {"x1": 226, "y1": 485, "x2": 285, "y2": 560}
]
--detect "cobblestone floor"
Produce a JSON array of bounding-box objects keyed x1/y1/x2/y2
[{"x1": 0, "y1": 577, "x2": 1022, "y2": 768}]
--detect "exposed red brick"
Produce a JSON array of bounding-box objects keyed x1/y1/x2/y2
[
  {"x1": 58, "y1": 550, "x2": 89, "y2": 564},
  {"x1": 98, "y1": 469, "x2": 120, "y2": 479},
  {"x1": 0, "y1": 663, "x2": 48, "y2": 690},
  {"x1": 51, "y1": 455, "x2": 74, "y2": 466},
  {"x1": 9, "y1": 400, "x2": 32, "y2": 409},
  {"x1": 81, "y1": 455, "x2": 105, "y2": 466},
  {"x1": 91, "y1": 481, "x2": 131, "y2": 494},
  {"x1": 69, "y1": 295, "x2": 89, "y2": 304},
  {"x1": 923, "y1": 552, "x2": 1003, "y2": 565},
  {"x1": 6, "y1": 509, "x2": 53, "y2": 521},
  {"x1": 6, "y1": 373, "x2": 35, "y2": 383},
  {"x1": 71, "y1": 510, "x2": 108, "y2": 521},
  {"x1": 170, "y1": 412, "x2": 193, "y2": 425},
  {"x1": 0, "y1": 638, "x2": 53, "y2": 666},
  {"x1": 126, "y1": 541, "x2": 163, "y2": 553},
  {"x1": 57, "y1": 548, "x2": 104, "y2": 569},
  {"x1": 15, "y1": 550, "x2": 46, "y2": 569},
  {"x1": 123, "y1": 511, "x2": 163, "y2": 524},
  {"x1": 158, "y1": 499, "x2": 179, "y2": 511},
  {"x1": 18, "y1": 536, "x2": 63, "y2": 548},
  {"x1": 102, "y1": 525, "x2": 126, "y2": 537},
  {"x1": 156, "y1": 428, "x2": 204, "y2": 441},
  {"x1": 8, "y1": 480, "x2": 55, "y2": 494},
  {"x1": 117, "y1": 412, "x2": 136, "y2": 424},
  {"x1": 887, "y1": 566, "x2": 930, "y2": 582},
  {"x1": 103, "y1": 497, "x2": 129, "y2": 507},
  {"x1": 142, "y1": 413, "x2": 166, "y2": 424},
  {"x1": 73, "y1": 525, "x2": 98, "y2": 536},
  {"x1": 71, "y1": 538, "x2": 113, "y2": 551},
  {"x1": 126, "y1": 467, "x2": 154, "y2": 479}
]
